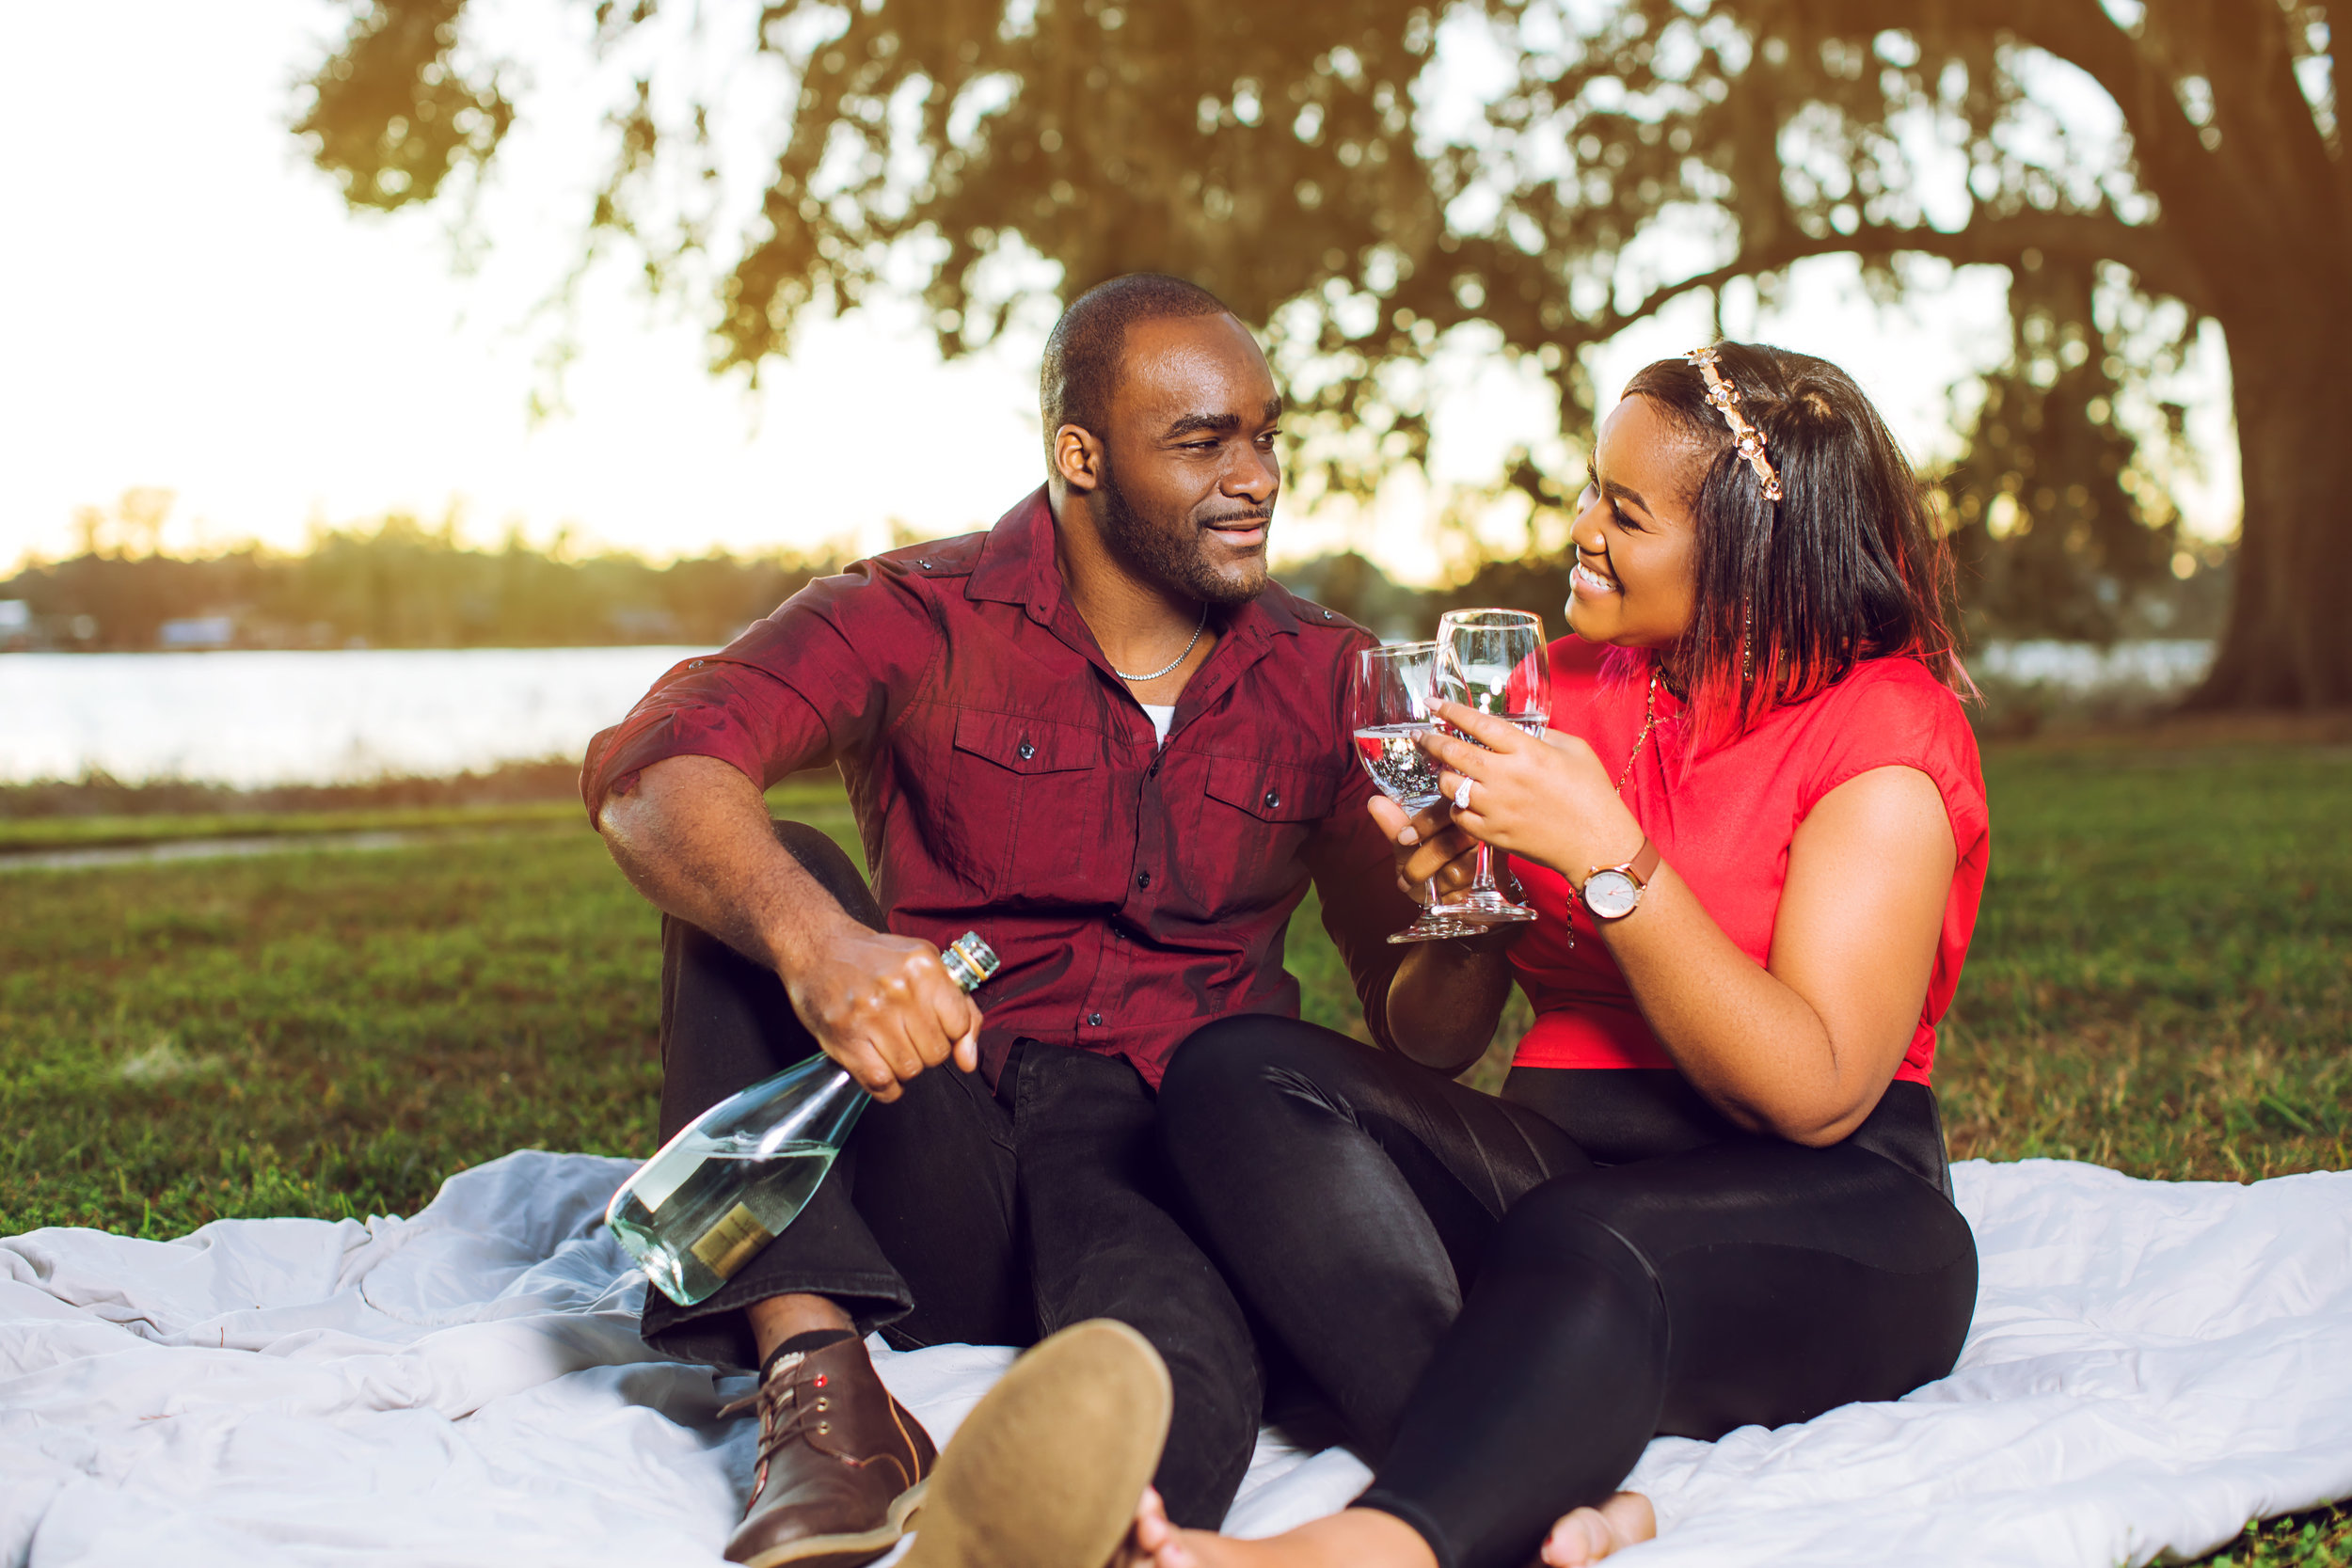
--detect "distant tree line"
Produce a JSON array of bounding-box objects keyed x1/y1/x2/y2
[
  {"x1": 0, "y1": 513, "x2": 850, "y2": 652},
  {"x1": 2, "y1": 489, "x2": 2228, "y2": 655}
]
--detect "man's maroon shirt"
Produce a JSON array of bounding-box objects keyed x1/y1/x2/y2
[{"x1": 581, "y1": 488, "x2": 1417, "y2": 1087}]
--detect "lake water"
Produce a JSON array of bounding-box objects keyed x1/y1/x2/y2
[
  {"x1": 0, "y1": 640, "x2": 2218, "y2": 788},
  {"x1": 1966, "y1": 640, "x2": 2215, "y2": 692},
  {"x1": 0, "y1": 647, "x2": 703, "y2": 787}
]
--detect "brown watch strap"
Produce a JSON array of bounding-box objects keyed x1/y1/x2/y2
[{"x1": 1578, "y1": 836, "x2": 1659, "y2": 897}]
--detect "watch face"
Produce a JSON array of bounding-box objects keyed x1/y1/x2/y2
[{"x1": 1584, "y1": 869, "x2": 1641, "y2": 920}]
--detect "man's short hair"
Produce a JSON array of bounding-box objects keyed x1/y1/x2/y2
[{"x1": 1040, "y1": 274, "x2": 1232, "y2": 466}]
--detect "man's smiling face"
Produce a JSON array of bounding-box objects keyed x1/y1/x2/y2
[{"x1": 1093, "y1": 313, "x2": 1283, "y2": 605}]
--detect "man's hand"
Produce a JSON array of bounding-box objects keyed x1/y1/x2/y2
[
  {"x1": 1366, "y1": 794, "x2": 1484, "y2": 904},
  {"x1": 780, "y1": 925, "x2": 984, "y2": 1101}
]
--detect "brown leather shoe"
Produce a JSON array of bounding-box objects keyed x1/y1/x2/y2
[{"x1": 720, "y1": 1335, "x2": 937, "y2": 1568}]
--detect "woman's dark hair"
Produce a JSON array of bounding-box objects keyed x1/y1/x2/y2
[{"x1": 1620, "y1": 342, "x2": 1969, "y2": 736}]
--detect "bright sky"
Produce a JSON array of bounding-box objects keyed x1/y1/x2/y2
[{"x1": 0, "y1": 2, "x2": 2238, "y2": 585}]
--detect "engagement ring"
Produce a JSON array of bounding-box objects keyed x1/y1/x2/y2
[{"x1": 1453, "y1": 776, "x2": 1474, "y2": 811}]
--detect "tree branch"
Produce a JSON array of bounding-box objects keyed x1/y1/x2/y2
[
  {"x1": 1799, "y1": 0, "x2": 2241, "y2": 266},
  {"x1": 1852, "y1": 211, "x2": 2210, "y2": 308},
  {"x1": 1562, "y1": 200, "x2": 2201, "y2": 359},
  {"x1": 1556, "y1": 206, "x2": 2207, "y2": 357}
]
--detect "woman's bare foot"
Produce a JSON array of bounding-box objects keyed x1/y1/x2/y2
[
  {"x1": 1116, "y1": 1497, "x2": 1437, "y2": 1568},
  {"x1": 1538, "y1": 1492, "x2": 1656, "y2": 1566},
  {"x1": 1110, "y1": 1488, "x2": 1175, "y2": 1567},
  {"x1": 1114, "y1": 1487, "x2": 1649, "y2": 1568}
]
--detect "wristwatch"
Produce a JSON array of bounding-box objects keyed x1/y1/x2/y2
[{"x1": 1580, "y1": 837, "x2": 1660, "y2": 921}]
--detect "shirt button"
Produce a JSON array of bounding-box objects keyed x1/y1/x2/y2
[
  {"x1": 1088, "y1": 1013, "x2": 1104, "y2": 1027},
  {"x1": 1322, "y1": 609, "x2": 1334, "y2": 619},
  {"x1": 1263, "y1": 789, "x2": 1280, "y2": 810},
  {"x1": 1018, "y1": 738, "x2": 1035, "y2": 760},
  {"x1": 1135, "y1": 870, "x2": 1152, "y2": 890}
]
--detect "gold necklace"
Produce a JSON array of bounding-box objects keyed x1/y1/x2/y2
[
  {"x1": 1561, "y1": 664, "x2": 1661, "y2": 954},
  {"x1": 1616, "y1": 667, "x2": 1661, "y2": 796}
]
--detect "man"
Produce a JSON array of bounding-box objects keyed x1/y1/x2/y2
[{"x1": 584, "y1": 274, "x2": 1496, "y2": 1567}]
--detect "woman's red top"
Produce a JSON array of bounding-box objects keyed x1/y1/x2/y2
[{"x1": 1507, "y1": 639, "x2": 1990, "y2": 1085}]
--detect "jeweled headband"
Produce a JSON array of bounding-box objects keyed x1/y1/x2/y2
[{"x1": 1685, "y1": 346, "x2": 1784, "y2": 503}]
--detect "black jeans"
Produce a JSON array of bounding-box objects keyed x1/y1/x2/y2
[
  {"x1": 640, "y1": 821, "x2": 1261, "y2": 1528},
  {"x1": 1158, "y1": 1017, "x2": 1979, "y2": 1568}
]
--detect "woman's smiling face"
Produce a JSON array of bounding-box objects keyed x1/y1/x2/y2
[{"x1": 1565, "y1": 394, "x2": 1703, "y2": 650}]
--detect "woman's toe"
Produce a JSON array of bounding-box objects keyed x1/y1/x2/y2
[
  {"x1": 1597, "y1": 1491, "x2": 1656, "y2": 1550},
  {"x1": 1129, "y1": 1488, "x2": 1173, "y2": 1557},
  {"x1": 1539, "y1": 1507, "x2": 1611, "y2": 1566},
  {"x1": 1540, "y1": 1493, "x2": 1656, "y2": 1566}
]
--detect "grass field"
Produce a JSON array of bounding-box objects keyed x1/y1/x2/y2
[
  {"x1": 1295, "y1": 740, "x2": 2352, "y2": 1180},
  {"x1": 0, "y1": 800, "x2": 580, "y2": 853},
  {"x1": 2, "y1": 746, "x2": 2345, "y2": 1560}
]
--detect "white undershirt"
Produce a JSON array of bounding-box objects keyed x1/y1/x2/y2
[{"x1": 1140, "y1": 703, "x2": 1177, "y2": 748}]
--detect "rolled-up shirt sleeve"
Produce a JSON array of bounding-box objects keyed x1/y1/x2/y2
[{"x1": 580, "y1": 561, "x2": 943, "y2": 826}]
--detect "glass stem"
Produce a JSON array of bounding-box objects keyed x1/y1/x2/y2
[{"x1": 1470, "y1": 842, "x2": 1500, "y2": 895}]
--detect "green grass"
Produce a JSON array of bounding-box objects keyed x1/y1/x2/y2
[
  {"x1": 0, "y1": 781, "x2": 856, "y2": 1235},
  {"x1": 3, "y1": 743, "x2": 2342, "y2": 1222},
  {"x1": 0, "y1": 800, "x2": 581, "y2": 852},
  {"x1": 2201, "y1": 1507, "x2": 2352, "y2": 1568},
  {"x1": 0, "y1": 832, "x2": 665, "y2": 1233},
  {"x1": 1293, "y1": 743, "x2": 2352, "y2": 1180},
  {"x1": 1936, "y1": 744, "x2": 2350, "y2": 1180},
  {"x1": 0, "y1": 780, "x2": 857, "y2": 854},
  {"x1": 1, "y1": 742, "x2": 2344, "y2": 1560}
]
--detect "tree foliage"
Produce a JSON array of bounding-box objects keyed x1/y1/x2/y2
[
  {"x1": 294, "y1": 0, "x2": 2347, "y2": 702},
  {"x1": 1939, "y1": 249, "x2": 2206, "y2": 643}
]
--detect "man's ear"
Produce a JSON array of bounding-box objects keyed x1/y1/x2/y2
[{"x1": 1053, "y1": 424, "x2": 1104, "y2": 493}]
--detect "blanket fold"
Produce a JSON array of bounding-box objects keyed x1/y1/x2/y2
[{"x1": 5, "y1": 1149, "x2": 2347, "y2": 1568}]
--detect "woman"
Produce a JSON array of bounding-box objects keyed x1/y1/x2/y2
[{"x1": 1121, "y1": 343, "x2": 1991, "y2": 1568}]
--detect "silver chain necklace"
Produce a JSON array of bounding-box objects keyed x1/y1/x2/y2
[{"x1": 1111, "y1": 602, "x2": 1208, "y2": 683}]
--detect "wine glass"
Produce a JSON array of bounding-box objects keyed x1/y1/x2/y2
[
  {"x1": 1348, "y1": 642, "x2": 1485, "y2": 944},
  {"x1": 1432, "y1": 609, "x2": 1552, "y2": 925}
]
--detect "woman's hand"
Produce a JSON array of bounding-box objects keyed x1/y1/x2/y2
[{"x1": 1420, "y1": 701, "x2": 1645, "y2": 883}]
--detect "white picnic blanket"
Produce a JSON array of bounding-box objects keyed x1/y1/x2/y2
[{"x1": 3, "y1": 1149, "x2": 2347, "y2": 1568}]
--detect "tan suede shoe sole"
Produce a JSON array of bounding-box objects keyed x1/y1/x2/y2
[{"x1": 898, "y1": 1320, "x2": 1172, "y2": 1568}]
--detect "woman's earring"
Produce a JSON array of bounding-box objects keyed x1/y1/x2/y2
[{"x1": 1740, "y1": 604, "x2": 1755, "y2": 685}]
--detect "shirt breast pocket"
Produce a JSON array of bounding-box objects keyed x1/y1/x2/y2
[
  {"x1": 1196, "y1": 753, "x2": 1338, "y2": 914},
  {"x1": 943, "y1": 708, "x2": 1103, "y2": 902}
]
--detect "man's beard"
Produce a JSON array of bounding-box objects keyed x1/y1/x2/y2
[{"x1": 1098, "y1": 460, "x2": 1268, "y2": 607}]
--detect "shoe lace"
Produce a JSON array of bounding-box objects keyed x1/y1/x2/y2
[{"x1": 717, "y1": 1352, "x2": 818, "y2": 1516}]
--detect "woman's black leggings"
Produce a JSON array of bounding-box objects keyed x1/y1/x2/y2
[{"x1": 1156, "y1": 1018, "x2": 1979, "y2": 1568}]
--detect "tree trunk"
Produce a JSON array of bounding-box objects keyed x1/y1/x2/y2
[{"x1": 2188, "y1": 303, "x2": 2352, "y2": 710}]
